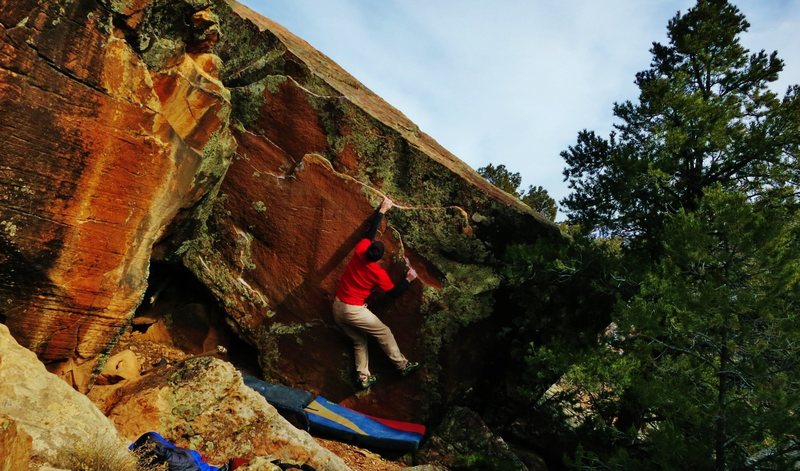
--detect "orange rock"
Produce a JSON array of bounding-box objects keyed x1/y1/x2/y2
[
  {"x1": 95, "y1": 349, "x2": 141, "y2": 385},
  {"x1": 0, "y1": 0, "x2": 234, "y2": 390},
  {"x1": 1, "y1": 0, "x2": 560, "y2": 429}
]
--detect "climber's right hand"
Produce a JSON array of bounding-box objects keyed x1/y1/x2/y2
[
  {"x1": 406, "y1": 267, "x2": 418, "y2": 282},
  {"x1": 379, "y1": 197, "x2": 394, "y2": 214}
]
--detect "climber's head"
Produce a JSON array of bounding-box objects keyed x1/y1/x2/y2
[{"x1": 366, "y1": 241, "x2": 385, "y2": 262}]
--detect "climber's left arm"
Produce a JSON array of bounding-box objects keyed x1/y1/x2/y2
[{"x1": 384, "y1": 266, "x2": 417, "y2": 298}]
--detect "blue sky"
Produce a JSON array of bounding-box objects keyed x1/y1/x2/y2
[{"x1": 238, "y1": 1, "x2": 800, "y2": 218}]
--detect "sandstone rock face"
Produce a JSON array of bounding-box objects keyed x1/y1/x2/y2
[
  {"x1": 0, "y1": 324, "x2": 128, "y2": 464},
  {"x1": 1, "y1": 0, "x2": 560, "y2": 426},
  {"x1": 168, "y1": 1, "x2": 561, "y2": 421},
  {"x1": 93, "y1": 356, "x2": 350, "y2": 471},
  {"x1": 0, "y1": 0, "x2": 234, "y2": 388}
]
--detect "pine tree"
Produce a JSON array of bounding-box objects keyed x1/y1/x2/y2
[
  {"x1": 522, "y1": 185, "x2": 558, "y2": 221},
  {"x1": 543, "y1": 1, "x2": 800, "y2": 468},
  {"x1": 561, "y1": 0, "x2": 799, "y2": 255},
  {"x1": 597, "y1": 189, "x2": 800, "y2": 470},
  {"x1": 478, "y1": 164, "x2": 558, "y2": 220},
  {"x1": 478, "y1": 163, "x2": 522, "y2": 195}
]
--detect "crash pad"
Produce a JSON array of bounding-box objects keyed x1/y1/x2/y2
[
  {"x1": 304, "y1": 396, "x2": 425, "y2": 451},
  {"x1": 242, "y1": 372, "x2": 314, "y2": 430},
  {"x1": 240, "y1": 373, "x2": 426, "y2": 451}
]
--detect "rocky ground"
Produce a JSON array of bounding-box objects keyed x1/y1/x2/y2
[
  {"x1": 104, "y1": 317, "x2": 419, "y2": 470},
  {"x1": 316, "y1": 438, "x2": 408, "y2": 471},
  {"x1": 95, "y1": 324, "x2": 427, "y2": 469}
]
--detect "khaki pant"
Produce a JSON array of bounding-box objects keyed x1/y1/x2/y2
[{"x1": 332, "y1": 297, "x2": 408, "y2": 381}]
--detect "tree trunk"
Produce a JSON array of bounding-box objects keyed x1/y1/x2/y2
[{"x1": 716, "y1": 331, "x2": 730, "y2": 471}]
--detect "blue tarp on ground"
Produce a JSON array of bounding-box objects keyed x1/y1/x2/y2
[
  {"x1": 240, "y1": 373, "x2": 426, "y2": 451},
  {"x1": 304, "y1": 396, "x2": 425, "y2": 451},
  {"x1": 242, "y1": 372, "x2": 314, "y2": 430}
]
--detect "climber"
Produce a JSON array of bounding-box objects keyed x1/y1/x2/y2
[{"x1": 333, "y1": 197, "x2": 420, "y2": 389}]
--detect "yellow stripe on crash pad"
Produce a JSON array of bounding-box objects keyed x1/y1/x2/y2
[{"x1": 305, "y1": 399, "x2": 367, "y2": 435}]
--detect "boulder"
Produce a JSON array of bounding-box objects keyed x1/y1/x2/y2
[
  {"x1": 0, "y1": 0, "x2": 562, "y2": 426},
  {"x1": 168, "y1": 0, "x2": 562, "y2": 422},
  {"x1": 95, "y1": 349, "x2": 141, "y2": 385},
  {"x1": 0, "y1": 324, "x2": 130, "y2": 466},
  {"x1": 0, "y1": 0, "x2": 234, "y2": 390},
  {"x1": 92, "y1": 356, "x2": 350, "y2": 471}
]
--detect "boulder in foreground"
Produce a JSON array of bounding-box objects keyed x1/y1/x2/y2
[
  {"x1": 92, "y1": 356, "x2": 351, "y2": 470},
  {"x1": 0, "y1": 324, "x2": 131, "y2": 468}
]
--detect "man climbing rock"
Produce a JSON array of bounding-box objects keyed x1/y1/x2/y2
[{"x1": 333, "y1": 197, "x2": 420, "y2": 389}]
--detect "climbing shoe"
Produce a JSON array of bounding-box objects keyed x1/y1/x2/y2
[
  {"x1": 400, "y1": 361, "x2": 420, "y2": 377},
  {"x1": 358, "y1": 375, "x2": 378, "y2": 389}
]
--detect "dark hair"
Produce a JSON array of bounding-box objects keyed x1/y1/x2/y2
[{"x1": 366, "y1": 241, "x2": 385, "y2": 261}]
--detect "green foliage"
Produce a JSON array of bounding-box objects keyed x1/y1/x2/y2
[
  {"x1": 502, "y1": 2, "x2": 800, "y2": 469},
  {"x1": 561, "y1": 0, "x2": 799, "y2": 254},
  {"x1": 625, "y1": 189, "x2": 799, "y2": 469},
  {"x1": 490, "y1": 230, "x2": 624, "y2": 418},
  {"x1": 420, "y1": 263, "x2": 499, "y2": 352},
  {"x1": 564, "y1": 188, "x2": 800, "y2": 470},
  {"x1": 503, "y1": 232, "x2": 624, "y2": 340}
]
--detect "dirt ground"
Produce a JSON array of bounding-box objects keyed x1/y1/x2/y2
[{"x1": 314, "y1": 437, "x2": 411, "y2": 471}]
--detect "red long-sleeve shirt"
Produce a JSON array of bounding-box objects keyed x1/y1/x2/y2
[{"x1": 335, "y1": 238, "x2": 395, "y2": 305}]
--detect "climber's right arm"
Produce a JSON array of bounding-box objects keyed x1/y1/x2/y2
[{"x1": 365, "y1": 197, "x2": 393, "y2": 240}]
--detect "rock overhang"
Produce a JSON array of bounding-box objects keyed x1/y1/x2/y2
[{"x1": 0, "y1": 0, "x2": 563, "y2": 423}]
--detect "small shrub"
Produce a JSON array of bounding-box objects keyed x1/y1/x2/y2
[{"x1": 53, "y1": 434, "x2": 167, "y2": 471}]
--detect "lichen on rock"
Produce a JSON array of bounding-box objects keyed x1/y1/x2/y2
[
  {"x1": 160, "y1": 0, "x2": 564, "y2": 424},
  {"x1": 0, "y1": 0, "x2": 562, "y2": 441}
]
